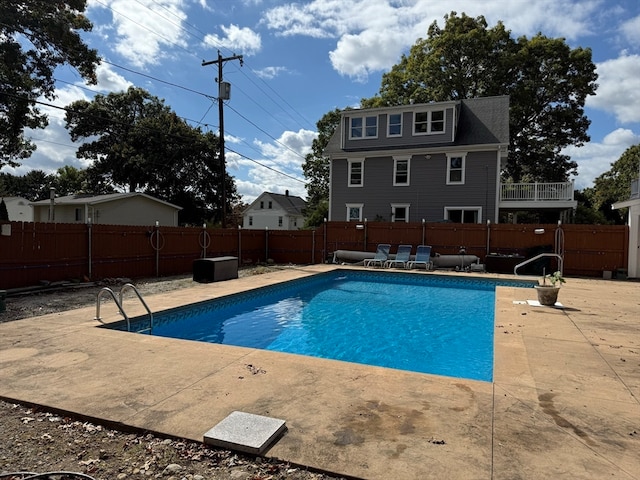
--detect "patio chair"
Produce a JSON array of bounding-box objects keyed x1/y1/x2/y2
[
  {"x1": 363, "y1": 244, "x2": 391, "y2": 268},
  {"x1": 406, "y1": 245, "x2": 432, "y2": 270},
  {"x1": 385, "y1": 244, "x2": 412, "y2": 269}
]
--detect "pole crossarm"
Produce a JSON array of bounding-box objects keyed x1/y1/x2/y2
[{"x1": 201, "y1": 51, "x2": 243, "y2": 228}]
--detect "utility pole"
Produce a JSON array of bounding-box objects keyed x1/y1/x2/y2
[{"x1": 202, "y1": 51, "x2": 243, "y2": 227}]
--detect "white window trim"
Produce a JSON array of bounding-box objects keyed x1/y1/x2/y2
[
  {"x1": 391, "y1": 203, "x2": 411, "y2": 223},
  {"x1": 413, "y1": 109, "x2": 446, "y2": 136},
  {"x1": 446, "y1": 152, "x2": 467, "y2": 185},
  {"x1": 387, "y1": 113, "x2": 403, "y2": 137},
  {"x1": 443, "y1": 206, "x2": 482, "y2": 224},
  {"x1": 349, "y1": 115, "x2": 378, "y2": 140},
  {"x1": 393, "y1": 156, "x2": 411, "y2": 186},
  {"x1": 346, "y1": 203, "x2": 364, "y2": 222},
  {"x1": 348, "y1": 158, "x2": 365, "y2": 187}
]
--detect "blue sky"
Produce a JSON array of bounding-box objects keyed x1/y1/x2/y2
[{"x1": 7, "y1": 0, "x2": 640, "y2": 203}]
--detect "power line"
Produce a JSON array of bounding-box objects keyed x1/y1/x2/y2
[
  {"x1": 11, "y1": 92, "x2": 306, "y2": 187},
  {"x1": 226, "y1": 147, "x2": 306, "y2": 184},
  {"x1": 53, "y1": 77, "x2": 215, "y2": 129}
]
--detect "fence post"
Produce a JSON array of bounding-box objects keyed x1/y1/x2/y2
[
  {"x1": 238, "y1": 225, "x2": 242, "y2": 265},
  {"x1": 200, "y1": 223, "x2": 211, "y2": 258},
  {"x1": 87, "y1": 217, "x2": 92, "y2": 279},
  {"x1": 265, "y1": 226, "x2": 269, "y2": 263},
  {"x1": 486, "y1": 219, "x2": 491, "y2": 256},
  {"x1": 364, "y1": 218, "x2": 368, "y2": 251},
  {"x1": 323, "y1": 218, "x2": 327, "y2": 264}
]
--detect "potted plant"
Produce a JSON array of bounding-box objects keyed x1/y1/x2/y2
[{"x1": 535, "y1": 270, "x2": 565, "y2": 306}]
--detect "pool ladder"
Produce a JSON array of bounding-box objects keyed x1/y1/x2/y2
[{"x1": 95, "y1": 283, "x2": 153, "y2": 334}]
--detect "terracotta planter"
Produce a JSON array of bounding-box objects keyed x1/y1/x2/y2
[{"x1": 535, "y1": 285, "x2": 560, "y2": 306}]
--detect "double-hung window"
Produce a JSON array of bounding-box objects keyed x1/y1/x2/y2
[
  {"x1": 348, "y1": 159, "x2": 364, "y2": 187},
  {"x1": 387, "y1": 113, "x2": 402, "y2": 137},
  {"x1": 393, "y1": 156, "x2": 410, "y2": 186},
  {"x1": 350, "y1": 115, "x2": 378, "y2": 139},
  {"x1": 414, "y1": 109, "x2": 445, "y2": 135},
  {"x1": 446, "y1": 153, "x2": 466, "y2": 184}
]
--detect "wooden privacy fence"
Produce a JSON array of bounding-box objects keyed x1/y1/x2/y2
[{"x1": 0, "y1": 220, "x2": 629, "y2": 289}]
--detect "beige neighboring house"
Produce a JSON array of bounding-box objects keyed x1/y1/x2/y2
[
  {"x1": 1, "y1": 196, "x2": 33, "y2": 222},
  {"x1": 243, "y1": 191, "x2": 306, "y2": 230},
  {"x1": 31, "y1": 192, "x2": 182, "y2": 226}
]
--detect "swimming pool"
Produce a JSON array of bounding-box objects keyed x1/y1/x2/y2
[{"x1": 115, "y1": 270, "x2": 534, "y2": 382}]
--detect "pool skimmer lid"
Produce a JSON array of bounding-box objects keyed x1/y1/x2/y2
[{"x1": 203, "y1": 411, "x2": 287, "y2": 455}]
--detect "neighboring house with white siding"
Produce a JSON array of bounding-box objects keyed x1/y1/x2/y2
[
  {"x1": 30, "y1": 192, "x2": 182, "y2": 226},
  {"x1": 243, "y1": 191, "x2": 306, "y2": 230},
  {"x1": 324, "y1": 96, "x2": 576, "y2": 224},
  {"x1": 1, "y1": 196, "x2": 33, "y2": 222},
  {"x1": 613, "y1": 177, "x2": 640, "y2": 278}
]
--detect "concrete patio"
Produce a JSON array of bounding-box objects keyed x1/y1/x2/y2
[{"x1": 0, "y1": 265, "x2": 638, "y2": 479}]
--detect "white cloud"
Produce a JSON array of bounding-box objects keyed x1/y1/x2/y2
[
  {"x1": 620, "y1": 15, "x2": 640, "y2": 46},
  {"x1": 254, "y1": 66, "x2": 289, "y2": 79},
  {"x1": 261, "y1": 0, "x2": 602, "y2": 79},
  {"x1": 203, "y1": 25, "x2": 262, "y2": 56},
  {"x1": 588, "y1": 54, "x2": 640, "y2": 124},
  {"x1": 90, "y1": 0, "x2": 189, "y2": 68},
  {"x1": 567, "y1": 128, "x2": 640, "y2": 189},
  {"x1": 230, "y1": 129, "x2": 316, "y2": 202},
  {"x1": 94, "y1": 63, "x2": 133, "y2": 92},
  {"x1": 329, "y1": 29, "x2": 408, "y2": 82}
]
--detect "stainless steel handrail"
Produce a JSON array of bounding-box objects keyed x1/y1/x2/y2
[
  {"x1": 94, "y1": 284, "x2": 153, "y2": 333},
  {"x1": 119, "y1": 283, "x2": 153, "y2": 333},
  {"x1": 95, "y1": 287, "x2": 131, "y2": 332},
  {"x1": 513, "y1": 253, "x2": 564, "y2": 276}
]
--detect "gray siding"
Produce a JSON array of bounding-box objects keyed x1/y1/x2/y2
[
  {"x1": 330, "y1": 151, "x2": 498, "y2": 223},
  {"x1": 342, "y1": 107, "x2": 456, "y2": 151}
]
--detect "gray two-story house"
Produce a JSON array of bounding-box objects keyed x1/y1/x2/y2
[{"x1": 325, "y1": 96, "x2": 576, "y2": 223}]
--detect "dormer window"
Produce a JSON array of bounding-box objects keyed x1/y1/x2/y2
[
  {"x1": 387, "y1": 113, "x2": 402, "y2": 137},
  {"x1": 414, "y1": 109, "x2": 445, "y2": 135},
  {"x1": 350, "y1": 115, "x2": 378, "y2": 139}
]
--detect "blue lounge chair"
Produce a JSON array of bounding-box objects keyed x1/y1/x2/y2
[
  {"x1": 406, "y1": 245, "x2": 432, "y2": 270},
  {"x1": 364, "y1": 244, "x2": 391, "y2": 268},
  {"x1": 385, "y1": 244, "x2": 412, "y2": 268}
]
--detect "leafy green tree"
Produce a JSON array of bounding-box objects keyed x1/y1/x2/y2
[
  {"x1": 0, "y1": 0, "x2": 99, "y2": 168},
  {"x1": 52, "y1": 165, "x2": 86, "y2": 196},
  {"x1": 302, "y1": 108, "x2": 342, "y2": 227},
  {"x1": 65, "y1": 87, "x2": 172, "y2": 192},
  {"x1": 362, "y1": 12, "x2": 598, "y2": 183},
  {"x1": 587, "y1": 144, "x2": 640, "y2": 224},
  {"x1": 65, "y1": 87, "x2": 236, "y2": 225},
  {"x1": 573, "y1": 189, "x2": 611, "y2": 225},
  {"x1": 0, "y1": 170, "x2": 54, "y2": 200}
]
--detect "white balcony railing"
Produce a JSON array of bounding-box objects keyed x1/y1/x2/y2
[{"x1": 500, "y1": 182, "x2": 575, "y2": 202}]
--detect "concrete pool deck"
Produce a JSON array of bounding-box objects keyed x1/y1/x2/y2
[{"x1": 0, "y1": 265, "x2": 638, "y2": 479}]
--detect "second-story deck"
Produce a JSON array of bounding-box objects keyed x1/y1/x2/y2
[{"x1": 499, "y1": 181, "x2": 577, "y2": 209}]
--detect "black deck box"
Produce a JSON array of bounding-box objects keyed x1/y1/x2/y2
[{"x1": 193, "y1": 256, "x2": 238, "y2": 283}]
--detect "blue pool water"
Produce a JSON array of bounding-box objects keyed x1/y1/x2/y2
[{"x1": 117, "y1": 271, "x2": 534, "y2": 381}]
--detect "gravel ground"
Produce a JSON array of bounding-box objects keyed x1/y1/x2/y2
[{"x1": 0, "y1": 267, "x2": 347, "y2": 480}]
